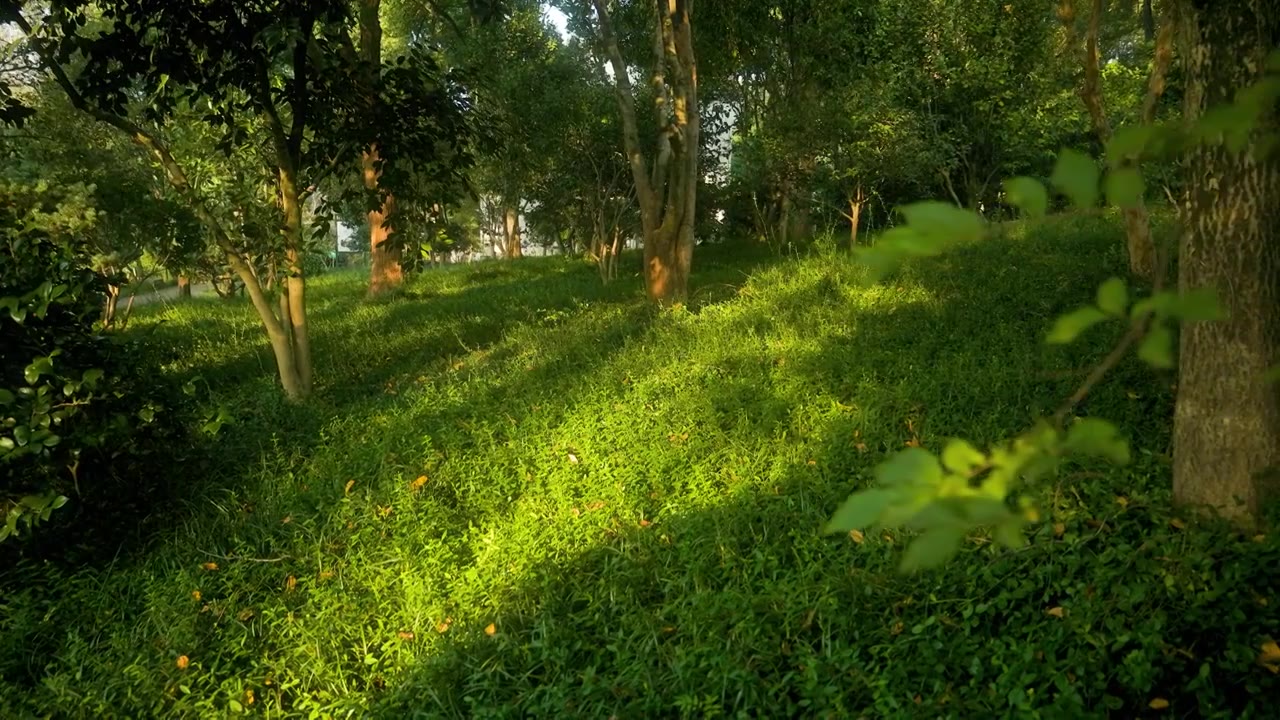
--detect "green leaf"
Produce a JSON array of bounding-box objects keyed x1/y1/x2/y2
[
  {"x1": 1096, "y1": 277, "x2": 1129, "y2": 317},
  {"x1": 1050, "y1": 149, "x2": 1100, "y2": 209},
  {"x1": 1106, "y1": 125, "x2": 1156, "y2": 166},
  {"x1": 941, "y1": 439, "x2": 985, "y2": 475},
  {"x1": 138, "y1": 407, "x2": 156, "y2": 423},
  {"x1": 825, "y1": 489, "x2": 893, "y2": 533},
  {"x1": 1004, "y1": 176, "x2": 1048, "y2": 218},
  {"x1": 0, "y1": 389, "x2": 13, "y2": 405},
  {"x1": 899, "y1": 201, "x2": 984, "y2": 243},
  {"x1": 1047, "y1": 307, "x2": 1108, "y2": 344},
  {"x1": 993, "y1": 518, "x2": 1027, "y2": 549},
  {"x1": 23, "y1": 356, "x2": 54, "y2": 385},
  {"x1": 1139, "y1": 324, "x2": 1175, "y2": 369},
  {"x1": 1105, "y1": 167, "x2": 1145, "y2": 209},
  {"x1": 13, "y1": 425, "x2": 29, "y2": 447},
  {"x1": 876, "y1": 447, "x2": 944, "y2": 489},
  {"x1": 1165, "y1": 288, "x2": 1223, "y2": 322},
  {"x1": 900, "y1": 526, "x2": 965, "y2": 572},
  {"x1": 0, "y1": 437, "x2": 14, "y2": 452},
  {"x1": 81, "y1": 369, "x2": 104, "y2": 386},
  {"x1": 1063, "y1": 418, "x2": 1131, "y2": 464}
]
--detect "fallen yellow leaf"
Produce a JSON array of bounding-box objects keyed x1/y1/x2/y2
[
  {"x1": 344, "y1": 479, "x2": 356, "y2": 495},
  {"x1": 436, "y1": 618, "x2": 453, "y2": 633},
  {"x1": 1053, "y1": 523, "x2": 1065, "y2": 538},
  {"x1": 1149, "y1": 697, "x2": 1169, "y2": 710},
  {"x1": 191, "y1": 590, "x2": 202, "y2": 601},
  {"x1": 245, "y1": 689, "x2": 255, "y2": 706},
  {"x1": 484, "y1": 623, "x2": 497, "y2": 636},
  {"x1": 1116, "y1": 496, "x2": 1129, "y2": 508},
  {"x1": 1169, "y1": 518, "x2": 1187, "y2": 530},
  {"x1": 201, "y1": 562, "x2": 218, "y2": 571},
  {"x1": 176, "y1": 655, "x2": 190, "y2": 670},
  {"x1": 1047, "y1": 606, "x2": 1065, "y2": 618},
  {"x1": 397, "y1": 631, "x2": 415, "y2": 641},
  {"x1": 410, "y1": 475, "x2": 428, "y2": 492},
  {"x1": 849, "y1": 529, "x2": 865, "y2": 544},
  {"x1": 285, "y1": 575, "x2": 297, "y2": 592}
]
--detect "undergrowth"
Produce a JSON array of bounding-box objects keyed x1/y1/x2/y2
[{"x1": 1, "y1": 216, "x2": 1276, "y2": 718}]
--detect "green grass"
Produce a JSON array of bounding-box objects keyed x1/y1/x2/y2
[{"x1": 2, "y1": 216, "x2": 1278, "y2": 718}]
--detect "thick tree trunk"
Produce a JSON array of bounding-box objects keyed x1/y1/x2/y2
[
  {"x1": 503, "y1": 203, "x2": 523, "y2": 258},
  {"x1": 1173, "y1": 0, "x2": 1280, "y2": 521},
  {"x1": 176, "y1": 275, "x2": 191, "y2": 298}
]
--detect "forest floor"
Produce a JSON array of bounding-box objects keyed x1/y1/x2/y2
[{"x1": 2, "y1": 213, "x2": 1277, "y2": 718}]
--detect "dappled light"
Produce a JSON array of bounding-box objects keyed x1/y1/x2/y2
[{"x1": 3, "y1": 0, "x2": 1280, "y2": 717}]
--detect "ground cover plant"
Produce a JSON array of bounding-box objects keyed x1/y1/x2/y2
[{"x1": 1, "y1": 215, "x2": 1277, "y2": 718}]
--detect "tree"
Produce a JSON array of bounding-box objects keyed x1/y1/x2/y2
[
  {"x1": 588, "y1": 0, "x2": 699, "y2": 303},
  {"x1": 1065, "y1": 0, "x2": 1175, "y2": 279},
  {"x1": 10, "y1": 0, "x2": 474, "y2": 399},
  {"x1": 1171, "y1": 0, "x2": 1280, "y2": 520}
]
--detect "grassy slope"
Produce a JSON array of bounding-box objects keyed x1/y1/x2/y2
[{"x1": 2, "y1": 215, "x2": 1277, "y2": 718}]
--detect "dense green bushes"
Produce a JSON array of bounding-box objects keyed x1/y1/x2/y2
[{"x1": 0, "y1": 181, "x2": 187, "y2": 548}]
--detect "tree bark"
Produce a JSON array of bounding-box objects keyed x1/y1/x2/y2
[
  {"x1": 1076, "y1": 0, "x2": 1161, "y2": 279},
  {"x1": 593, "y1": 0, "x2": 698, "y2": 304},
  {"x1": 360, "y1": 0, "x2": 402, "y2": 295},
  {"x1": 503, "y1": 202, "x2": 523, "y2": 258},
  {"x1": 844, "y1": 184, "x2": 864, "y2": 249},
  {"x1": 1173, "y1": 0, "x2": 1280, "y2": 521},
  {"x1": 176, "y1": 275, "x2": 191, "y2": 298}
]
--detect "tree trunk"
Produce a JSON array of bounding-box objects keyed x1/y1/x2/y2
[
  {"x1": 846, "y1": 184, "x2": 864, "y2": 249},
  {"x1": 1173, "y1": 0, "x2": 1280, "y2": 521},
  {"x1": 1076, "y1": 0, "x2": 1161, "y2": 279},
  {"x1": 177, "y1": 275, "x2": 191, "y2": 298},
  {"x1": 503, "y1": 203, "x2": 523, "y2": 258},
  {"x1": 593, "y1": 0, "x2": 698, "y2": 305},
  {"x1": 360, "y1": 0, "x2": 402, "y2": 296},
  {"x1": 365, "y1": 148, "x2": 403, "y2": 295},
  {"x1": 101, "y1": 284, "x2": 120, "y2": 328}
]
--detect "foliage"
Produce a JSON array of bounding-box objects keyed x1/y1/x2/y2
[
  {"x1": 0, "y1": 179, "x2": 182, "y2": 541},
  {"x1": 828, "y1": 59, "x2": 1280, "y2": 572}
]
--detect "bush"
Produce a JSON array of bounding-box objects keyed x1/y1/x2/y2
[{"x1": 0, "y1": 181, "x2": 184, "y2": 546}]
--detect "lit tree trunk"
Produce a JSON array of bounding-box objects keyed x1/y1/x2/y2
[
  {"x1": 360, "y1": 0, "x2": 402, "y2": 295},
  {"x1": 593, "y1": 0, "x2": 698, "y2": 304},
  {"x1": 101, "y1": 284, "x2": 120, "y2": 328},
  {"x1": 1173, "y1": 0, "x2": 1280, "y2": 521},
  {"x1": 176, "y1": 275, "x2": 191, "y2": 298},
  {"x1": 842, "y1": 184, "x2": 865, "y2": 249},
  {"x1": 365, "y1": 148, "x2": 402, "y2": 294},
  {"x1": 503, "y1": 202, "x2": 523, "y2": 258}
]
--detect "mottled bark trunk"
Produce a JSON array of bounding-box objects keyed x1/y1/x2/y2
[
  {"x1": 1173, "y1": 0, "x2": 1280, "y2": 521},
  {"x1": 176, "y1": 275, "x2": 191, "y2": 298},
  {"x1": 593, "y1": 0, "x2": 698, "y2": 305}
]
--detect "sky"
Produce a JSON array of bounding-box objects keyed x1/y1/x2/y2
[{"x1": 544, "y1": 5, "x2": 571, "y2": 40}]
